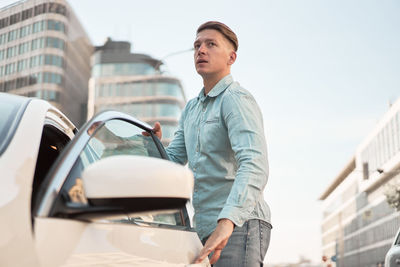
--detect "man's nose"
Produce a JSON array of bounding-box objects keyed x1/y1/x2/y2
[{"x1": 197, "y1": 43, "x2": 206, "y2": 54}]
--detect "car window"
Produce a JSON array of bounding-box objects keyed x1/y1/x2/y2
[
  {"x1": 82, "y1": 119, "x2": 162, "y2": 167},
  {"x1": 60, "y1": 119, "x2": 184, "y2": 227},
  {"x1": 31, "y1": 124, "x2": 71, "y2": 215}
]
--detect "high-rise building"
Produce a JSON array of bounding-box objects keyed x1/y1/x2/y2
[
  {"x1": 0, "y1": 0, "x2": 92, "y2": 126},
  {"x1": 319, "y1": 98, "x2": 400, "y2": 266},
  {"x1": 88, "y1": 38, "x2": 186, "y2": 145}
]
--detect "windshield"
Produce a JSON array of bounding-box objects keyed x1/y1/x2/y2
[{"x1": 0, "y1": 93, "x2": 30, "y2": 156}]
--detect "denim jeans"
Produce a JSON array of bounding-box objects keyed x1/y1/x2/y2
[{"x1": 202, "y1": 219, "x2": 272, "y2": 267}]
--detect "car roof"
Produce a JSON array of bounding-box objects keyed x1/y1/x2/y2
[
  {"x1": 0, "y1": 92, "x2": 31, "y2": 104},
  {"x1": 0, "y1": 93, "x2": 32, "y2": 156}
]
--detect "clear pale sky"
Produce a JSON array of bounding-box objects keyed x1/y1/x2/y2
[{"x1": 3, "y1": 0, "x2": 400, "y2": 263}]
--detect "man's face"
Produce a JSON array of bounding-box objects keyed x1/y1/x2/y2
[{"x1": 193, "y1": 29, "x2": 235, "y2": 78}]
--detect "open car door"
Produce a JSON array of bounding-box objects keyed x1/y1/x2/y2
[{"x1": 32, "y1": 111, "x2": 207, "y2": 267}]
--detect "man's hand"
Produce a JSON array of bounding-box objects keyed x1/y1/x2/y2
[
  {"x1": 194, "y1": 219, "x2": 235, "y2": 264},
  {"x1": 142, "y1": 122, "x2": 162, "y2": 139}
]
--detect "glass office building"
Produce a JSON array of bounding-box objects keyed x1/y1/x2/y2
[
  {"x1": 320, "y1": 98, "x2": 400, "y2": 266},
  {"x1": 0, "y1": 0, "x2": 92, "y2": 126},
  {"x1": 88, "y1": 38, "x2": 186, "y2": 145}
]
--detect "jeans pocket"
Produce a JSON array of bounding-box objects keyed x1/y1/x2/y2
[{"x1": 260, "y1": 221, "x2": 271, "y2": 258}]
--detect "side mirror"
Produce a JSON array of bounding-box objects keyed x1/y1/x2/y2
[{"x1": 81, "y1": 155, "x2": 193, "y2": 213}]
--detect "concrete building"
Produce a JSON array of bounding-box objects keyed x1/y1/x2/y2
[
  {"x1": 87, "y1": 38, "x2": 186, "y2": 145},
  {"x1": 0, "y1": 0, "x2": 92, "y2": 126},
  {"x1": 320, "y1": 98, "x2": 400, "y2": 266}
]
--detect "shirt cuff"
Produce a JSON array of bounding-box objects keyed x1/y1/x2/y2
[{"x1": 217, "y1": 206, "x2": 249, "y2": 227}]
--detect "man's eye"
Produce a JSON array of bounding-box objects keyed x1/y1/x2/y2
[{"x1": 208, "y1": 42, "x2": 215, "y2": 47}]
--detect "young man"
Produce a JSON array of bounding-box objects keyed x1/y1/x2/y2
[{"x1": 152, "y1": 21, "x2": 271, "y2": 266}]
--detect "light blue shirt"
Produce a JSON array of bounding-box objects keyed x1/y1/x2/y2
[{"x1": 166, "y1": 74, "x2": 271, "y2": 240}]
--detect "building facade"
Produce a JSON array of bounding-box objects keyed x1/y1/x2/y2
[
  {"x1": 320, "y1": 98, "x2": 400, "y2": 266},
  {"x1": 88, "y1": 38, "x2": 186, "y2": 145},
  {"x1": 0, "y1": 0, "x2": 92, "y2": 126}
]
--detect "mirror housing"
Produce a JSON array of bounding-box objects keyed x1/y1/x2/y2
[{"x1": 81, "y1": 155, "x2": 193, "y2": 212}]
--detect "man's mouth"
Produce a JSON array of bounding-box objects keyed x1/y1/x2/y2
[{"x1": 196, "y1": 59, "x2": 208, "y2": 64}]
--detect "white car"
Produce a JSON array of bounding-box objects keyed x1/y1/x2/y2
[
  {"x1": 0, "y1": 93, "x2": 208, "y2": 267},
  {"x1": 385, "y1": 227, "x2": 400, "y2": 267}
]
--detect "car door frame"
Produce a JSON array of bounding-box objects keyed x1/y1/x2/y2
[{"x1": 33, "y1": 110, "x2": 190, "y2": 228}]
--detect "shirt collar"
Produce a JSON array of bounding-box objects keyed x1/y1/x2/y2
[{"x1": 197, "y1": 74, "x2": 233, "y2": 102}]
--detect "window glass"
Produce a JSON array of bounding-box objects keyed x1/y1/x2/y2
[
  {"x1": 92, "y1": 63, "x2": 155, "y2": 77},
  {"x1": 0, "y1": 33, "x2": 6, "y2": 44},
  {"x1": 63, "y1": 120, "x2": 163, "y2": 204},
  {"x1": 62, "y1": 119, "x2": 184, "y2": 226}
]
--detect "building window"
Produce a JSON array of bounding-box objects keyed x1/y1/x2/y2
[
  {"x1": 18, "y1": 42, "x2": 30, "y2": 55},
  {"x1": 39, "y1": 72, "x2": 62, "y2": 85},
  {"x1": 21, "y1": 8, "x2": 33, "y2": 21},
  {"x1": 9, "y1": 13, "x2": 20, "y2": 25},
  {"x1": 7, "y1": 29, "x2": 19, "y2": 42},
  {"x1": 6, "y1": 47, "x2": 17, "y2": 58},
  {"x1": 0, "y1": 3, "x2": 66, "y2": 30},
  {"x1": 0, "y1": 72, "x2": 63, "y2": 92},
  {"x1": 47, "y1": 20, "x2": 65, "y2": 33},
  {"x1": 0, "y1": 17, "x2": 10, "y2": 29},
  {"x1": 19, "y1": 25, "x2": 31, "y2": 38},
  {"x1": 32, "y1": 21, "x2": 45, "y2": 33},
  {"x1": 16, "y1": 76, "x2": 28, "y2": 88},
  {"x1": 92, "y1": 63, "x2": 156, "y2": 77},
  {"x1": 361, "y1": 111, "x2": 400, "y2": 173},
  {"x1": 46, "y1": 37, "x2": 64, "y2": 50},
  {"x1": 0, "y1": 33, "x2": 7, "y2": 45},
  {"x1": 34, "y1": 3, "x2": 48, "y2": 16},
  {"x1": 27, "y1": 90, "x2": 60, "y2": 102},
  {"x1": 31, "y1": 38, "x2": 45, "y2": 50},
  {"x1": 17, "y1": 59, "x2": 29, "y2": 72}
]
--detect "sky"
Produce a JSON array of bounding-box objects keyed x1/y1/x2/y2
[{"x1": 3, "y1": 0, "x2": 399, "y2": 263}]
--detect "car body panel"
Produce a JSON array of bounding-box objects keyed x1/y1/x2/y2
[
  {"x1": 35, "y1": 217, "x2": 204, "y2": 266},
  {"x1": 0, "y1": 99, "x2": 53, "y2": 267},
  {"x1": 385, "y1": 245, "x2": 400, "y2": 266},
  {"x1": 385, "y1": 227, "x2": 400, "y2": 267}
]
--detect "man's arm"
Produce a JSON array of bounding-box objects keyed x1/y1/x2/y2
[{"x1": 217, "y1": 89, "x2": 269, "y2": 225}]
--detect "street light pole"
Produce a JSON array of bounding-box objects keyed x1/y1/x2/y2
[{"x1": 155, "y1": 47, "x2": 194, "y2": 74}]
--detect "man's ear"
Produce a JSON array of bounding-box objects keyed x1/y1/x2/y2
[{"x1": 228, "y1": 51, "x2": 237, "y2": 65}]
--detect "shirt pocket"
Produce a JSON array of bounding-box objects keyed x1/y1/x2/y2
[{"x1": 200, "y1": 117, "x2": 221, "y2": 150}]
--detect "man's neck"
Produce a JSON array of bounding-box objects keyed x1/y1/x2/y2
[{"x1": 202, "y1": 72, "x2": 230, "y2": 95}]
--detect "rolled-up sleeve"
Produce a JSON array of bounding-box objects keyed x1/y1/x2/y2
[
  {"x1": 165, "y1": 105, "x2": 188, "y2": 165},
  {"x1": 217, "y1": 90, "x2": 269, "y2": 226}
]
